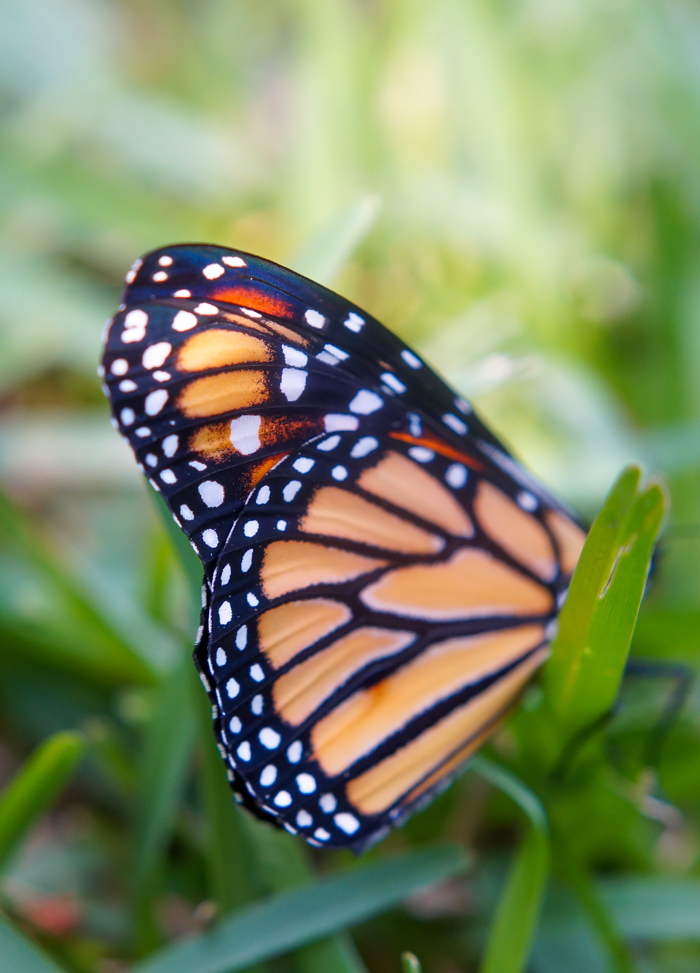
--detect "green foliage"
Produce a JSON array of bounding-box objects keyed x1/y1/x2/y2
[
  {"x1": 545, "y1": 468, "x2": 666, "y2": 753},
  {"x1": 0, "y1": 2, "x2": 699, "y2": 972},
  {"x1": 0, "y1": 732, "x2": 84, "y2": 872}
]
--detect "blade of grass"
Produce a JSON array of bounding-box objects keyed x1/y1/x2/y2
[
  {"x1": 132, "y1": 845, "x2": 469, "y2": 973},
  {"x1": 0, "y1": 488, "x2": 157, "y2": 686},
  {"x1": 401, "y1": 952, "x2": 423, "y2": 973},
  {"x1": 558, "y1": 851, "x2": 634, "y2": 973},
  {"x1": 472, "y1": 756, "x2": 549, "y2": 973},
  {"x1": 0, "y1": 731, "x2": 85, "y2": 872},
  {"x1": 544, "y1": 466, "x2": 665, "y2": 746},
  {"x1": 0, "y1": 909, "x2": 67, "y2": 973},
  {"x1": 190, "y1": 665, "x2": 261, "y2": 916},
  {"x1": 132, "y1": 653, "x2": 195, "y2": 954}
]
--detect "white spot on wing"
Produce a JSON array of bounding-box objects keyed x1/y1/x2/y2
[
  {"x1": 317, "y1": 435, "x2": 340, "y2": 452},
  {"x1": 324, "y1": 414, "x2": 359, "y2": 432},
  {"x1": 202, "y1": 528, "x2": 219, "y2": 548},
  {"x1": 288, "y1": 741, "x2": 302, "y2": 763},
  {"x1": 401, "y1": 349, "x2": 422, "y2": 369},
  {"x1": 351, "y1": 437, "x2": 379, "y2": 458},
  {"x1": 283, "y1": 481, "x2": 302, "y2": 502},
  {"x1": 145, "y1": 390, "x2": 168, "y2": 415},
  {"x1": 142, "y1": 342, "x2": 172, "y2": 369},
  {"x1": 172, "y1": 310, "x2": 198, "y2": 331},
  {"x1": 120, "y1": 408, "x2": 135, "y2": 425},
  {"x1": 194, "y1": 302, "x2": 218, "y2": 315},
  {"x1": 229, "y1": 414, "x2": 261, "y2": 455},
  {"x1": 349, "y1": 390, "x2": 383, "y2": 415},
  {"x1": 443, "y1": 413, "x2": 468, "y2": 435},
  {"x1": 319, "y1": 793, "x2": 337, "y2": 813},
  {"x1": 180, "y1": 504, "x2": 194, "y2": 520},
  {"x1": 408, "y1": 446, "x2": 434, "y2": 463},
  {"x1": 260, "y1": 765, "x2": 277, "y2": 787},
  {"x1": 334, "y1": 812, "x2": 360, "y2": 834},
  {"x1": 331, "y1": 466, "x2": 348, "y2": 481},
  {"x1": 111, "y1": 359, "x2": 129, "y2": 375},
  {"x1": 292, "y1": 457, "x2": 314, "y2": 473},
  {"x1": 280, "y1": 368, "x2": 307, "y2": 402},
  {"x1": 152, "y1": 271, "x2": 168, "y2": 282},
  {"x1": 445, "y1": 464, "x2": 467, "y2": 489},
  {"x1": 199, "y1": 480, "x2": 224, "y2": 507},
  {"x1": 259, "y1": 727, "x2": 280, "y2": 748},
  {"x1": 297, "y1": 773, "x2": 316, "y2": 794},
  {"x1": 219, "y1": 601, "x2": 232, "y2": 625},
  {"x1": 203, "y1": 263, "x2": 224, "y2": 279},
  {"x1": 517, "y1": 491, "x2": 538, "y2": 511},
  {"x1": 173, "y1": 289, "x2": 191, "y2": 298},
  {"x1": 119, "y1": 379, "x2": 137, "y2": 392},
  {"x1": 282, "y1": 345, "x2": 308, "y2": 367},
  {"x1": 222, "y1": 255, "x2": 246, "y2": 267},
  {"x1": 305, "y1": 309, "x2": 325, "y2": 328},
  {"x1": 344, "y1": 312, "x2": 364, "y2": 332},
  {"x1": 381, "y1": 372, "x2": 406, "y2": 394},
  {"x1": 163, "y1": 434, "x2": 178, "y2": 457}
]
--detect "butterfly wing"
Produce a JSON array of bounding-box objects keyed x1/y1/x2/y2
[{"x1": 101, "y1": 243, "x2": 586, "y2": 851}]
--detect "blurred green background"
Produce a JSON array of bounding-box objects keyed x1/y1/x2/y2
[{"x1": 1, "y1": 1, "x2": 700, "y2": 971}]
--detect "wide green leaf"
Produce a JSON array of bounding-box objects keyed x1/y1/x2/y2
[
  {"x1": 544, "y1": 466, "x2": 665, "y2": 747},
  {"x1": 133, "y1": 845, "x2": 469, "y2": 973}
]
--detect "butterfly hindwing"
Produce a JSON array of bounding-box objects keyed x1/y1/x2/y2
[{"x1": 101, "y1": 243, "x2": 587, "y2": 851}]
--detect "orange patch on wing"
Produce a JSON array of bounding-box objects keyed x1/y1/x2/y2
[
  {"x1": 248, "y1": 452, "x2": 288, "y2": 488},
  {"x1": 311, "y1": 625, "x2": 545, "y2": 777},
  {"x1": 177, "y1": 329, "x2": 273, "y2": 372},
  {"x1": 358, "y1": 452, "x2": 473, "y2": 538},
  {"x1": 210, "y1": 285, "x2": 293, "y2": 319},
  {"x1": 402, "y1": 722, "x2": 498, "y2": 807},
  {"x1": 261, "y1": 541, "x2": 386, "y2": 600},
  {"x1": 258, "y1": 599, "x2": 352, "y2": 669},
  {"x1": 474, "y1": 482, "x2": 557, "y2": 581},
  {"x1": 178, "y1": 370, "x2": 268, "y2": 418},
  {"x1": 360, "y1": 547, "x2": 553, "y2": 621},
  {"x1": 274, "y1": 627, "x2": 415, "y2": 727},
  {"x1": 190, "y1": 414, "x2": 324, "y2": 461},
  {"x1": 299, "y1": 487, "x2": 444, "y2": 555},
  {"x1": 389, "y1": 431, "x2": 484, "y2": 471},
  {"x1": 545, "y1": 511, "x2": 586, "y2": 574},
  {"x1": 345, "y1": 648, "x2": 547, "y2": 814}
]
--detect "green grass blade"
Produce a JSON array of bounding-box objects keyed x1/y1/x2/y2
[
  {"x1": 0, "y1": 731, "x2": 84, "y2": 872},
  {"x1": 401, "y1": 952, "x2": 423, "y2": 973},
  {"x1": 472, "y1": 757, "x2": 549, "y2": 973},
  {"x1": 291, "y1": 194, "x2": 381, "y2": 285},
  {"x1": 132, "y1": 654, "x2": 195, "y2": 952},
  {"x1": 544, "y1": 467, "x2": 665, "y2": 743},
  {"x1": 0, "y1": 488, "x2": 157, "y2": 686},
  {"x1": 132, "y1": 845, "x2": 469, "y2": 973},
  {"x1": 151, "y1": 492, "x2": 203, "y2": 602},
  {"x1": 0, "y1": 909, "x2": 67, "y2": 973},
  {"x1": 191, "y1": 666, "x2": 261, "y2": 916}
]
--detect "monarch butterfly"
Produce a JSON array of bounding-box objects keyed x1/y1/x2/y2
[{"x1": 100, "y1": 244, "x2": 587, "y2": 852}]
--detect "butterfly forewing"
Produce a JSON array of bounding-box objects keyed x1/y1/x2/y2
[{"x1": 101, "y1": 243, "x2": 586, "y2": 851}]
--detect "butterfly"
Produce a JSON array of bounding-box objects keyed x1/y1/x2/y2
[{"x1": 100, "y1": 244, "x2": 587, "y2": 852}]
